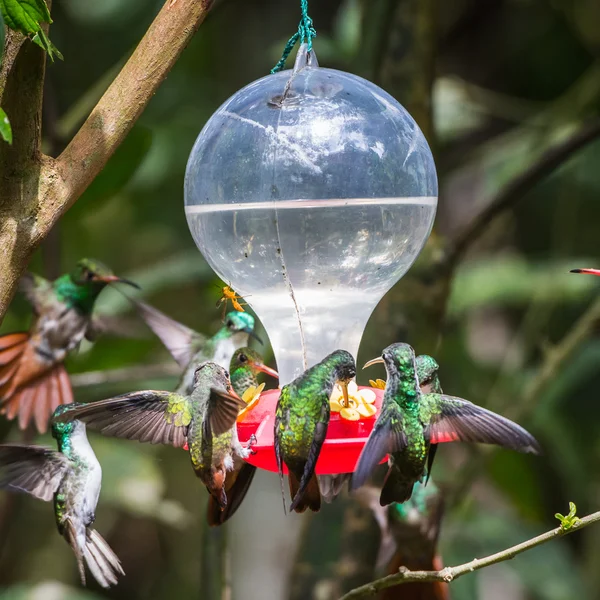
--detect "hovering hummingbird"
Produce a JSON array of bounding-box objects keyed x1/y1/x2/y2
[
  {"x1": 356, "y1": 481, "x2": 449, "y2": 600},
  {"x1": 352, "y1": 343, "x2": 540, "y2": 505},
  {"x1": 0, "y1": 259, "x2": 138, "y2": 433},
  {"x1": 0, "y1": 404, "x2": 124, "y2": 587},
  {"x1": 570, "y1": 268, "x2": 600, "y2": 276},
  {"x1": 201, "y1": 348, "x2": 280, "y2": 525},
  {"x1": 132, "y1": 299, "x2": 260, "y2": 394},
  {"x1": 54, "y1": 362, "x2": 253, "y2": 524},
  {"x1": 275, "y1": 350, "x2": 356, "y2": 513}
]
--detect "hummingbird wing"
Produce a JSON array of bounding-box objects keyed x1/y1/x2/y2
[
  {"x1": 19, "y1": 273, "x2": 54, "y2": 314},
  {"x1": 351, "y1": 402, "x2": 407, "y2": 492},
  {"x1": 132, "y1": 299, "x2": 205, "y2": 368},
  {"x1": 85, "y1": 314, "x2": 146, "y2": 342},
  {"x1": 55, "y1": 391, "x2": 192, "y2": 447},
  {"x1": 420, "y1": 394, "x2": 541, "y2": 453},
  {"x1": 204, "y1": 387, "x2": 247, "y2": 437},
  {"x1": 0, "y1": 444, "x2": 68, "y2": 501}
]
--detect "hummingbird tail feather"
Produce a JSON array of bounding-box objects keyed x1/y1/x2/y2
[
  {"x1": 63, "y1": 518, "x2": 86, "y2": 586},
  {"x1": 319, "y1": 473, "x2": 351, "y2": 503},
  {"x1": 1, "y1": 365, "x2": 72, "y2": 434},
  {"x1": 206, "y1": 495, "x2": 223, "y2": 527},
  {"x1": 84, "y1": 528, "x2": 124, "y2": 588},
  {"x1": 289, "y1": 470, "x2": 321, "y2": 513},
  {"x1": 0, "y1": 333, "x2": 73, "y2": 433},
  {"x1": 380, "y1": 467, "x2": 414, "y2": 506},
  {"x1": 207, "y1": 463, "x2": 257, "y2": 526},
  {"x1": 0, "y1": 333, "x2": 30, "y2": 396}
]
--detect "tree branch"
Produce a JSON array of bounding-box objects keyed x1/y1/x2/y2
[
  {"x1": 339, "y1": 509, "x2": 600, "y2": 599},
  {"x1": 521, "y1": 295, "x2": 600, "y2": 409},
  {"x1": 444, "y1": 119, "x2": 600, "y2": 270},
  {"x1": 54, "y1": 0, "x2": 214, "y2": 212},
  {"x1": 0, "y1": 23, "x2": 51, "y2": 323},
  {"x1": 0, "y1": 0, "x2": 215, "y2": 322}
]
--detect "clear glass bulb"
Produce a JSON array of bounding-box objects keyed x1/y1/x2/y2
[{"x1": 185, "y1": 46, "x2": 438, "y2": 384}]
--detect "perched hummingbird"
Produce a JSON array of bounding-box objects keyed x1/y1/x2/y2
[
  {"x1": 132, "y1": 299, "x2": 260, "y2": 394},
  {"x1": 356, "y1": 481, "x2": 449, "y2": 600},
  {"x1": 275, "y1": 350, "x2": 356, "y2": 513},
  {"x1": 201, "y1": 348, "x2": 280, "y2": 525},
  {"x1": 229, "y1": 347, "x2": 278, "y2": 396},
  {"x1": 570, "y1": 268, "x2": 600, "y2": 276},
  {"x1": 54, "y1": 362, "x2": 253, "y2": 524},
  {"x1": 0, "y1": 404, "x2": 124, "y2": 587},
  {"x1": 352, "y1": 343, "x2": 540, "y2": 505},
  {"x1": 320, "y1": 354, "x2": 445, "y2": 503},
  {"x1": 0, "y1": 259, "x2": 138, "y2": 433}
]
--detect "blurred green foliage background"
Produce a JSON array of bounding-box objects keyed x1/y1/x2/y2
[{"x1": 1, "y1": 0, "x2": 600, "y2": 598}]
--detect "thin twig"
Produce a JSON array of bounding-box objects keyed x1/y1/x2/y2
[
  {"x1": 339, "y1": 510, "x2": 600, "y2": 599},
  {"x1": 444, "y1": 120, "x2": 600, "y2": 270},
  {"x1": 447, "y1": 293, "x2": 600, "y2": 507},
  {"x1": 522, "y1": 295, "x2": 600, "y2": 408}
]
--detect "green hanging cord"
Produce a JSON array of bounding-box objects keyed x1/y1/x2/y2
[{"x1": 271, "y1": 0, "x2": 317, "y2": 74}]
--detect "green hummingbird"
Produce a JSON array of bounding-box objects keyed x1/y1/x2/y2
[
  {"x1": 200, "y1": 347, "x2": 280, "y2": 525},
  {"x1": 356, "y1": 480, "x2": 449, "y2": 600},
  {"x1": 0, "y1": 259, "x2": 139, "y2": 433},
  {"x1": 319, "y1": 354, "x2": 443, "y2": 503},
  {"x1": 229, "y1": 347, "x2": 278, "y2": 396},
  {"x1": 275, "y1": 349, "x2": 356, "y2": 513},
  {"x1": 132, "y1": 299, "x2": 261, "y2": 394},
  {"x1": 0, "y1": 404, "x2": 124, "y2": 587},
  {"x1": 54, "y1": 362, "x2": 253, "y2": 525},
  {"x1": 352, "y1": 342, "x2": 540, "y2": 505}
]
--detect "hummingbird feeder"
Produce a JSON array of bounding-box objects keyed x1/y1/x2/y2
[{"x1": 184, "y1": 43, "x2": 438, "y2": 475}]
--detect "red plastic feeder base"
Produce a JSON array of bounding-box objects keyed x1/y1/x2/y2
[{"x1": 236, "y1": 386, "x2": 385, "y2": 475}]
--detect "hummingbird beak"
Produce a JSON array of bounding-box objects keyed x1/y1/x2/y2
[
  {"x1": 251, "y1": 361, "x2": 279, "y2": 380},
  {"x1": 339, "y1": 379, "x2": 350, "y2": 408},
  {"x1": 363, "y1": 357, "x2": 385, "y2": 369},
  {"x1": 244, "y1": 328, "x2": 264, "y2": 345},
  {"x1": 570, "y1": 268, "x2": 600, "y2": 276},
  {"x1": 95, "y1": 274, "x2": 141, "y2": 289},
  {"x1": 224, "y1": 383, "x2": 243, "y2": 401}
]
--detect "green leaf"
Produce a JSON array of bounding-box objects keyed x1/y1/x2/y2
[
  {"x1": 0, "y1": 0, "x2": 51, "y2": 32},
  {"x1": 32, "y1": 28, "x2": 62, "y2": 61},
  {"x1": 0, "y1": 0, "x2": 62, "y2": 61},
  {"x1": 0, "y1": 107, "x2": 12, "y2": 144},
  {"x1": 555, "y1": 502, "x2": 580, "y2": 530}
]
